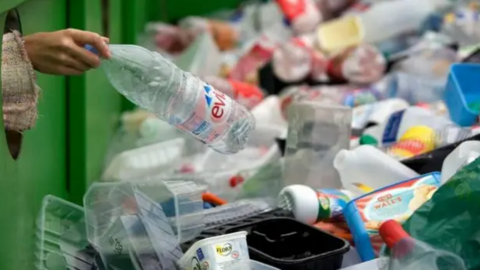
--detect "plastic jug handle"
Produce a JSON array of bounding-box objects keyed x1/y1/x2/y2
[{"x1": 84, "y1": 44, "x2": 99, "y2": 55}]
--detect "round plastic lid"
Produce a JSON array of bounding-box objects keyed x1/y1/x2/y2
[
  {"x1": 278, "y1": 185, "x2": 319, "y2": 224},
  {"x1": 359, "y1": 135, "x2": 378, "y2": 146}
]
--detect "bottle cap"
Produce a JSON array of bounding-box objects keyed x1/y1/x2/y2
[
  {"x1": 359, "y1": 135, "x2": 378, "y2": 146},
  {"x1": 84, "y1": 44, "x2": 99, "y2": 55},
  {"x1": 379, "y1": 220, "x2": 409, "y2": 249}
]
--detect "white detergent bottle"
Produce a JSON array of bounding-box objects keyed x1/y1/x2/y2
[
  {"x1": 334, "y1": 145, "x2": 419, "y2": 195},
  {"x1": 360, "y1": 107, "x2": 452, "y2": 147},
  {"x1": 352, "y1": 98, "x2": 409, "y2": 130},
  {"x1": 441, "y1": 141, "x2": 480, "y2": 183}
]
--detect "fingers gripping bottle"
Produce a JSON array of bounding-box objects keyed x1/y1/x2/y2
[{"x1": 86, "y1": 44, "x2": 255, "y2": 154}]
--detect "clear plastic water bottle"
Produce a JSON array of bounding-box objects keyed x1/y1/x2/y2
[{"x1": 86, "y1": 44, "x2": 255, "y2": 154}]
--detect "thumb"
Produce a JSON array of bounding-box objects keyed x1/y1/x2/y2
[{"x1": 67, "y1": 29, "x2": 111, "y2": 58}]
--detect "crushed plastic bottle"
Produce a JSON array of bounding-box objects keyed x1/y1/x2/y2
[
  {"x1": 272, "y1": 34, "x2": 328, "y2": 82},
  {"x1": 86, "y1": 44, "x2": 255, "y2": 154}
]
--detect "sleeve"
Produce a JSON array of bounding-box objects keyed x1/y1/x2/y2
[{"x1": 4, "y1": 8, "x2": 22, "y2": 34}]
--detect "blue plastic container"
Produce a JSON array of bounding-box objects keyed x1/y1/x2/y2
[{"x1": 444, "y1": 64, "x2": 480, "y2": 126}]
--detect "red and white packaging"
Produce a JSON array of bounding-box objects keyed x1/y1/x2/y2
[
  {"x1": 272, "y1": 34, "x2": 328, "y2": 82},
  {"x1": 204, "y1": 76, "x2": 264, "y2": 109},
  {"x1": 276, "y1": 0, "x2": 322, "y2": 34},
  {"x1": 228, "y1": 35, "x2": 277, "y2": 84},
  {"x1": 327, "y1": 44, "x2": 386, "y2": 84}
]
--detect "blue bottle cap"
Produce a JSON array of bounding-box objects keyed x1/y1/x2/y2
[{"x1": 84, "y1": 44, "x2": 99, "y2": 55}]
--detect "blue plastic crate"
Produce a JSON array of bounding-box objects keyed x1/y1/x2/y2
[{"x1": 444, "y1": 64, "x2": 480, "y2": 126}]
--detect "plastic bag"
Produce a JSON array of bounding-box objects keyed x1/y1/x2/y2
[{"x1": 402, "y1": 156, "x2": 480, "y2": 270}]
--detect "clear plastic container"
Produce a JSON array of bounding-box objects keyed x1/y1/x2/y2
[
  {"x1": 284, "y1": 101, "x2": 352, "y2": 189},
  {"x1": 250, "y1": 260, "x2": 280, "y2": 270},
  {"x1": 35, "y1": 196, "x2": 98, "y2": 270},
  {"x1": 178, "y1": 231, "x2": 250, "y2": 270},
  {"x1": 441, "y1": 140, "x2": 480, "y2": 183},
  {"x1": 102, "y1": 138, "x2": 186, "y2": 181},
  {"x1": 196, "y1": 124, "x2": 285, "y2": 173},
  {"x1": 83, "y1": 180, "x2": 207, "y2": 265}
]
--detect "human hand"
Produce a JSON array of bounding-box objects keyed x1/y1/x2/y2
[{"x1": 24, "y1": 28, "x2": 111, "y2": 75}]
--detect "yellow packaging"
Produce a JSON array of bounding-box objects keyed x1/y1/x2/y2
[
  {"x1": 388, "y1": 126, "x2": 436, "y2": 160},
  {"x1": 317, "y1": 16, "x2": 364, "y2": 53}
]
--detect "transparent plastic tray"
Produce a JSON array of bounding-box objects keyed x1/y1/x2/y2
[
  {"x1": 84, "y1": 180, "x2": 206, "y2": 244},
  {"x1": 102, "y1": 138, "x2": 185, "y2": 181},
  {"x1": 35, "y1": 195, "x2": 99, "y2": 270}
]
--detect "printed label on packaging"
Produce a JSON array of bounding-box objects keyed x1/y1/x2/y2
[
  {"x1": 171, "y1": 82, "x2": 232, "y2": 144},
  {"x1": 352, "y1": 104, "x2": 376, "y2": 130},
  {"x1": 354, "y1": 174, "x2": 440, "y2": 235},
  {"x1": 316, "y1": 189, "x2": 351, "y2": 220},
  {"x1": 382, "y1": 109, "x2": 406, "y2": 144}
]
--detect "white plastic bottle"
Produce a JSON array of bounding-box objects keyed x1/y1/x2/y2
[
  {"x1": 317, "y1": 0, "x2": 452, "y2": 52},
  {"x1": 361, "y1": 107, "x2": 452, "y2": 147},
  {"x1": 441, "y1": 141, "x2": 480, "y2": 183},
  {"x1": 333, "y1": 145, "x2": 419, "y2": 195},
  {"x1": 351, "y1": 98, "x2": 409, "y2": 130},
  {"x1": 86, "y1": 44, "x2": 255, "y2": 154},
  {"x1": 278, "y1": 185, "x2": 353, "y2": 224}
]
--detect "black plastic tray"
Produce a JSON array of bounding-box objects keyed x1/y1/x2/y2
[
  {"x1": 181, "y1": 210, "x2": 349, "y2": 270},
  {"x1": 225, "y1": 218, "x2": 350, "y2": 270}
]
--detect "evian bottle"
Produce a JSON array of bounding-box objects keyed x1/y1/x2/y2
[{"x1": 86, "y1": 44, "x2": 255, "y2": 154}]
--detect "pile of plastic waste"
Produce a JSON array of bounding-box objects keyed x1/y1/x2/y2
[{"x1": 36, "y1": 0, "x2": 480, "y2": 269}]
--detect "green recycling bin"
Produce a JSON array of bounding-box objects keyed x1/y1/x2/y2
[{"x1": 0, "y1": 1, "x2": 68, "y2": 270}]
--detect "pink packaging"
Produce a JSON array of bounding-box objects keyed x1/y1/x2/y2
[{"x1": 228, "y1": 35, "x2": 277, "y2": 84}]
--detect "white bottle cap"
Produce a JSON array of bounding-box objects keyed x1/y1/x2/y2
[{"x1": 278, "y1": 185, "x2": 319, "y2": 224}]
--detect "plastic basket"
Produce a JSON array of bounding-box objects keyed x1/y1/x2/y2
[
  {"x1": 84, "y1": 180, "x2": 206, "y2": 269},
  {"x1": 35, "y1": 196, "x2": 99, "y2": 270},
  {"x1": 444, "y1": 64, "x2": 480, "y2": 126}
]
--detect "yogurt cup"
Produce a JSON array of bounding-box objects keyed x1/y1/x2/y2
[{"x1": 178, "y1": 231, "x2": 250, "y2": 270}]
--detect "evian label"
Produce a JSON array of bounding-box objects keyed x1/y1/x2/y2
[{"x1": 171, "y1": 81, "x2": 232, "y2": 144}]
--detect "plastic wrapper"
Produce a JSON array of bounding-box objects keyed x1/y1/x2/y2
[
  {"x1": 402, "y1": 156, "x2": 480, "y2": 269},
  {"x1": 140, "y1": 23, "x2": 192, "y2": 55},
  {"x1": 179, "y1": 16, "x2": 239, "y2": 51},
  {"x1": 382, "y1": 237, "x2": 466, "y2": 270},
  {"x1": 229, "y1": 35, "x2": 277, "y2": 84}
]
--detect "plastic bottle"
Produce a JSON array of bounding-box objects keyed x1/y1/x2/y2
[
  {"x1": 317, "y1": 0, "x2": 452, "y2": 52},
  {"x1": 203, "y1": 76, "x2": 264, "y2": 109},
  {"x1": 327, "y1": 44, "x2": 386, "y2": 84},
  {"x1": 386, "y1": 126, "x2": 437, "y2": 160},
  {"x1": 379, "y1": 220, "x2": 467, "y2": 270},
  {"x1": 360, "y1": 107, "x2": 452, "y2": 147},
  {"x1": 85, "y1": 44, "x2": 255, "y2": 154},
  {"x1": 441, "y1": 141, "x2": 480, "y2": 183},
  {"x1": 334, "y1": 145, "x2": 419, "y2": 195},
  {"x1": 351, "y1": 98, "x2": 409, "y2": 130},
  {"x1": 272, "y1": 34, "x2": 328, "y2": 82},
  {"x1": 278, "y1": 185, "x2": 353, "y2": 224},
  {"x1": 276, "y1": 0, "x2": 322, "y2": 34}
]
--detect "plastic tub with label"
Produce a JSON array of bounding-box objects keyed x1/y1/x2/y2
[{"x1": 178, "y1": 231, "x2": 250, "y2": 270}]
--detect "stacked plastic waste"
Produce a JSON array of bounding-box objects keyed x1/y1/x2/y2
[{"x1": 34, "y1": 0, "x2": 480, "y2": 269}]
